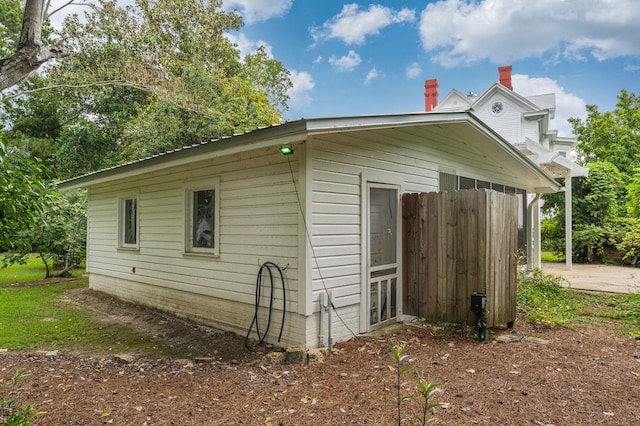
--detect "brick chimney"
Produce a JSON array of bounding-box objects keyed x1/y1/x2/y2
[
  {"x1": 498, "y1": 65, "x2": 513, "y2": 90},
  {"x1": 424, "y1": 79, "x2": 439, "y2": 112}
]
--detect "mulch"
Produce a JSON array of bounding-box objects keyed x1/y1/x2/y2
[{"x1": 1, "y1": 284, "x2": 639, "y2": 425}]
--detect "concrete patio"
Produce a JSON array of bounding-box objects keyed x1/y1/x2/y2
[{"x1": 541, "y1": 262, "x2": 640, "y2": 294}]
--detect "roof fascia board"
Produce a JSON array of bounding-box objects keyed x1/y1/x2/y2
[{"x1": 304, "y1": 111, "x2": 470, "y2": 134}]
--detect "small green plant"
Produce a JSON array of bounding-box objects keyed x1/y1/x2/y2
[
  {"x1": 390, "y1": 344, "x2": 413, "y2": 425},
  {"x1": 0, "y1": 370, "x2": 43, "y2": 426},
  {"x1": 389, "y1": 344, "x2": 445, "y2": 425},
  {"x1": 405, "y1": 377, "x2": 445, "y2": 425}
]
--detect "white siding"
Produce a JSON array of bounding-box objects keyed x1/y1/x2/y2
[
  {"x1": 86, "y1": 146, "x2": 303, "y2": 347},
  {"x1": 305, "y1": 127, "x2": 539, "y2": 347},
  {"x1": 475, "y1": 97, "x2": 523, "y2": 143}
]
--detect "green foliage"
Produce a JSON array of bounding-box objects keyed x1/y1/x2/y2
[
  {"x1": 0, "y1": 370, "x2": 43, "y2": 426},
  {"x1": 517, "y1": 270, "x2": 577, "y2": 327},
  {"x1": 0, "y1": 0, "x2": 22, "y2": 58},
  {"x1": 626, "y1": 168, "x2": 640, "y2": 218},
  {"x1": 517, "y1": 270, "x2": 640, "y2": 337},
  {"x1": 542, "y1": 91, "x2": 640, "y2": 265},
  {"x1": 0, "y1": 141, "x2": 86, "y2": 278},
  {"x1": 2, "y1": 190, "x2": 87, "y2": 278},
  {"x1": 542, "y1": 92, "x2": 640, "y2": 265},
  {"x1": 22, "y1": 0, "x2": 290, "y2": 165},
  {"x1": 0, "y1": 142, "x2": 50, "y2": 252},
  {"x1": 388, "y1": 344, "x2": 445, "y2": 425},
  {"x1": 405, "y1": 378, "x2": 445, "y2": 425},
  {"x1": 540, "y1": 251, "x2": 563, "y2": 262},
  {"x1": 1, "y1": 0, "x2": 291, "y2": 175},
  {"x1": 614, "y1": 218, "x2": 640, "y2": 265},
  {"x1": 390, "y1": 344, "x2": 413, "y2": 425},
  {"x1": 571, "y1": 90, "x2": 640, "y2": 178},
  {"x1": 542, "y1": 162, "x2": 627, "y2": 263}
]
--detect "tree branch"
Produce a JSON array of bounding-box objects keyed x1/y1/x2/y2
[
  {"x1": 0, "y1": 0, "x2": 69, "y2": 91},
  {"x1": 47, "y1": 1, "x2": 93, "y2": 19},
  {"x1": 2, "y1": 80, "x2": 215, "y2": 116}
]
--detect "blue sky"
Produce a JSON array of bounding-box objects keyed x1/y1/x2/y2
[
  {"x1": 52, "y1": 0, "x2": 640, "y2": 137},
  {"x1": 223, "y1": 0, "x2": 640, "y2": 136}
]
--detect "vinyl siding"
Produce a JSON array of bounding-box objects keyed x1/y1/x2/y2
[
  {"x1": 86, "y1": 146, "x2": 303, "y2": 347},
  {"x1": 305, "y1": 127, "x2": 537, "y2": 347}
]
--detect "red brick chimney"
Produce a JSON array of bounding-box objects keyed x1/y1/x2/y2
[
  {"x1": 498, "y1": 65, "x2": 513, "y2": 90},
  {"x1": 424, "y1": 79, "x2": 439, "y2": 112}
]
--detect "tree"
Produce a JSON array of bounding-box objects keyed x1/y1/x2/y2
[
  {"x1": 0, "y1": 140, "x2": 50, "y2": 252},
  {"x1": 570, "y1": 90, "x2": 640, "y2": 178},
  {"x1": 3, "y1": 0, "x2": 291, "y2": 171},
  {"x1": 1, "y1": 139, "x2": 86, "y2": 277},
  {"x1": 0, "y1": 0, "x2": 68, "y2": 91},
  {"x1": 542, "y1": 162, "x2": 626, "y2": 263},
  {"x1": 543, "y1": 90, "x2": 640, "y2": 264},
  {"x1": 2, "y1": 188, "x2": 86, "y2": 278}
]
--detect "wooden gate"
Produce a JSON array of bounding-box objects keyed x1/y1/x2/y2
[{"x1": 402, "y1": 189, "x2": 518, "y2": 327}]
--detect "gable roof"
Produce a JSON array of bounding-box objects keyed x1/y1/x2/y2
[
  {"x1": 57, "y1": 111, "x2": 560, "y2": 193},
  {"x1": 434, "y1": 89, "x2": 473, "y2": 111},
  {"x1": 471, "y1": 83, "x2": 543, "y2": 113}
]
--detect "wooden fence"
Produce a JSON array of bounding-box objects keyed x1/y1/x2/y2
[{"x1": 402, "y1": 189, "x2": 518, "y2": 327}]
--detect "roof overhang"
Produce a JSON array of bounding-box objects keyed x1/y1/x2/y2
[{"x1": 57, "y1": 111, "x2": 561, "y2": 193}]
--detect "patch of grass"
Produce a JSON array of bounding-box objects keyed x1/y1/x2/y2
[
  {"x1": 0, "y1": 255, "x2": 45, "y2": 287},
  {"x1": 0, "y1": 280, "x2": 176, "y2": 355},
  {"x1": 0, "y1": 254, "x2": 85, "y2": 287},
  {"x1": 517, "y1": 270, "x2": 640, "y2": 337},
  {"x1": 541, "y1": 251, "x2": 563, "y2": 262}
]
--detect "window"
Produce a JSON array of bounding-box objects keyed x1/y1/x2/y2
[
  {"x1": 119, "y1": 194, "x2": 139, "y2": 249},
  {"x1": 439, "y1": 172, "x2": 457, "y2": 192},
  {"x1": 186, "y1": 178, "x2": 220, "y2": 255},
  {"x1": 460, "y1": 176, "x2": 476, "y2": 190}
]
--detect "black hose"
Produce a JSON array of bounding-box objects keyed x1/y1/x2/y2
[{"x1": 245, "y1": 261, "x2": 286, "y2": 350}]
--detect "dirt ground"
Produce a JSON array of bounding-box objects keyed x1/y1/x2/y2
[{"x1": 1, "y1": 285, "x2": 639, "y2": 425}]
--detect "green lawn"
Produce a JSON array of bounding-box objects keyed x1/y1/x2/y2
[
  {"x1": 0, "y1": 258, "x2": 176, "y2": 355},
  {"x1": 1, "y1": 254, "x2": 85, "y2": 287},
  {"x1": 0, "y1": 254, "x2": 47, "y2": 286},
  {"x1": 541, "y1": 251, "x2": 564, "y2": 262}
]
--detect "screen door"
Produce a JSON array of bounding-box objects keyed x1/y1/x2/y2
[{"x1": 368, "y1": 184, "x2": 399, "y2": 329}]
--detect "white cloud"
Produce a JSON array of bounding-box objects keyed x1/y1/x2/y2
[
  {"x1": 406, "y1": 62, "x2": 422, "y2": 79},
  {"x1": 512, "y1": 74, "x2": 586, "y2": 137},
  {"x1": 418, "y1": 0, "x2": 640, "y2": 67},
  {"x1": 223, "y1": 0, "x2": 292, "y2": 25},
  {"x1": 313, "y1": 56, "x2": 323, "y2": 65},
  {"x1": 328, "y1": 50, "x2": 362, "y2": 72},
  {"x1": 287, "y1": 70, "x2": 315, "y2": 108},
  {"x1": 364, "y1": 68, "x2": 379, "y2": 84},
  {"x1": 225, "y1": 32, "x2": 273, "y2": 58},
  {"x1": 311, "y1": 3, "x2": 415, "y2": 45}
]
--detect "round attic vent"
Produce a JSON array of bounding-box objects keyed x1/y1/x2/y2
[{"x1": 491, "y1": 101, "x2": 504, "y2": 115}]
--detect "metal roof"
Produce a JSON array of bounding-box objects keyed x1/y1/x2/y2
[{"x1": 57, "y1": 111, "x2": 560, "y2": 193}]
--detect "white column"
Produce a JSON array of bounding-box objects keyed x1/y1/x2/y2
[
  {"x1": 532, "y1": 199, "x2": 541, "y2": 270},
  {"x1": 564, "y1": 176, "x2": 572, "y2": 270}
]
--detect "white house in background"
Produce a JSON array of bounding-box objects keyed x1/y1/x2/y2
[
  {"x1": 59, "y1": 111, "x2": 559, "y2": 349},
  {"x1": 425, "y1": 65, "x2": 588, "y2": 270}
]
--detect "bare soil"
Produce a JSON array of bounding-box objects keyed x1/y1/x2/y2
[{"x1": 1, "y1": 284, "x2": 639, "y2": 425}]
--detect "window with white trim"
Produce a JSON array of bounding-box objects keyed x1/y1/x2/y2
[
  {"x1": 185, "y1": 178, "x2": 220, "y2": 255},
  {"x1": 118, "y1": 194, "x2": 139, "y2": 249}
]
